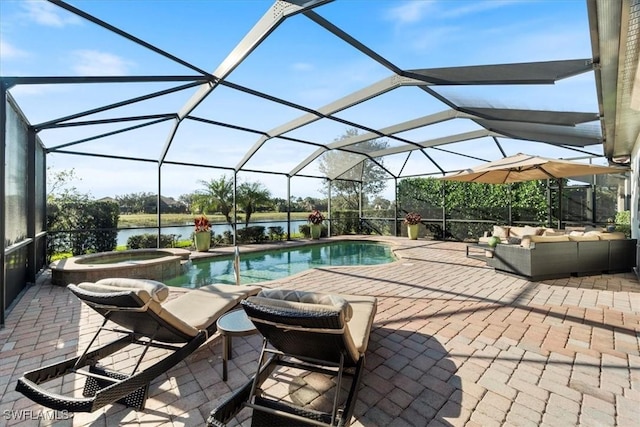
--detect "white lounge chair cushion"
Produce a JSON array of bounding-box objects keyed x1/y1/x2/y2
[
  {"x1": 77, "y1": 280, "x2": 261, "y2": 338},
  {"x1": 165, "y1": 284, "x2": 261, "y2": 331},
  {"x1": 340, "y1": 294, "x2": 377, "y2": 356},
  {"x1": 80, "y1": 278, "x2": 170, "y2": 302}
]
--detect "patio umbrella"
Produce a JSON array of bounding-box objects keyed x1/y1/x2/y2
[
  {"x1": 439, "y1": 153, "x2": 629, "y2": 229},
  {"x1": 439, "y1": 153, "x2": 628, "y2": 184}
]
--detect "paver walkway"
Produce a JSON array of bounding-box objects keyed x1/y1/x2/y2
[{"x1": 0, "y1": 237, "x2": 638, "y2": 426}]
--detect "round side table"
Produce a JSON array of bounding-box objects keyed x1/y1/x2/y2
[{"x1": 216, "y1": 309, "x2": 257, "y2": 381}]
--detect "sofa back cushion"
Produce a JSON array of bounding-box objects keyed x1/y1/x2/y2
[
  {"x1": 492, "y1": 225, "x2": 510, "y2": 239},
  {"x1": 510, "y1": 226, "x2": 545, "y2": 238},
  {"x1": 543, "y1": 229, "x2": 566, "y2": 236}
]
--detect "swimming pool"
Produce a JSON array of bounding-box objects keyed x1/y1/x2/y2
[{"x1": 165, "y1": 241, "x2": 396, "y2": 288}]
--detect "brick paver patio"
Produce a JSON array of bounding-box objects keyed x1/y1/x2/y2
[{"x1": 1, "y1": 237, "x2": 638, "y2": 426}]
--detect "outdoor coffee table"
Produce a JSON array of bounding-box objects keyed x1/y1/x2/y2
[{"x1": 216, "y1": 309, "x2": 258, "y2": 381}]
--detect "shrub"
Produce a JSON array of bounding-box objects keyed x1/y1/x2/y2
[
  {"x1": 127, "y1": 233, "x2": 177, "y2": 249},
  {"x1": 47, "y1": 200, "x2": 119, "y2": 259},
  {"x1": 267, "y1": 226, "x2": 285, "y2": 240},
  {"x1": 237, "y1": 226, "x2": 266, "y2": 243},
  {"x1": 331, "y1": 210, "x2": 359, "y2": 234},
  {"x1": 615, "y1": 210, "x2": 631, "y2": 238},
  {"x1": 221, "y1": 231, "x2": 234, "y2": 245}
]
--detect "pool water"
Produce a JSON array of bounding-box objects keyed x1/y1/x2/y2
[
  {"x1": 166, "y1": 241, "x2": 396, "y2": 288},
  {"x1": 77, "y1": 253, "x2": 168, "y2": 265}
]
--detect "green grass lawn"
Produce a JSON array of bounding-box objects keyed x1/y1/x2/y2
[{"x1": 118, "y1": 212, "x2": 309, "y2": 228}]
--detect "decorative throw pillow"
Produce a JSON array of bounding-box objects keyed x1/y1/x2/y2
[
  {"x1": 522, "y1": 225, "x2": 541, "y2": 236},
  {"x1": 492, "y1": 225, "x2": 510, "y2": 238},
  {"x1": 509, "y1": 227, "x2": 527, "y2": 238},
  {"x1": 257, "y1": 289, "x2": 353, "y2": 321},
  {"x1": 82, "y1": 278, "x2": 169, "y2": 302}
]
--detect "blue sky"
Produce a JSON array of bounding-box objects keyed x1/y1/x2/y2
[{"x1": 0, "y1": 0, "x2": 600, "y2": 200}]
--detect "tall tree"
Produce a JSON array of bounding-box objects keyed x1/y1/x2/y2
[
  {"x1": 237, "y1": 181, "x2": 271, "y2": 226},
  {"x1": 318, "y1": 128, "x2": 389, "y2": 210},
  {"x1": 196, "y1": 176, "x2": 234, "y2": 225},
  {"x1": 178, "y1": 193, "x2": 197, "y2": 213},
  {"x1": 115, "y1": 192, "x2": 154, "y2": 214},
  {"x1": 47, "y1": 168, "x2": 88, "y2": 203}
]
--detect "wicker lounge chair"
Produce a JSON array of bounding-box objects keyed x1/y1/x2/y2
[
  {"x1": 16, "y1": 278, "x2": 261, "y2": 413},
  {"x1": 207, "y1": 288, "x2": 377, "y2": 427}
]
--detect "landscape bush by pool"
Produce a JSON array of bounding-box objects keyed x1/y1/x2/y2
[{"x1": 165, "y1": 241, "x2": 396, "y2": 288}]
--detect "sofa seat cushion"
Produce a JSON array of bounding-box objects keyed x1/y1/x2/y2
[
  {"x1": 596, "y1": 232, "x2": 627, "y2": 240},
  {"x1": 521, "y1": 234, "x2": 570, "y2": 248},
  {"x1": 479, "y1": 236, "x2": 508, "y2": 244},
  {"x1": 568, "y1": 234, "x2": 600, "y2": 241}
]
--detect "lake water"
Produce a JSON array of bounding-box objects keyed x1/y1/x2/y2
[{"x1": 117, "y1": 220, "x2": 307, "y2": 246}]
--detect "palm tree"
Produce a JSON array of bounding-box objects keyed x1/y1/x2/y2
[
  {"x1": 196, "y1": 176, "x2": 234, "y2": 225},
  {"x1": 237, "y1": 182, "x2": 271, "y2": 226}
]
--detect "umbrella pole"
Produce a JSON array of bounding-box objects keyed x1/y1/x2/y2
[
  {"x1": 558, "y1": 180, "x2": 563, "y2": 230},
  {"x1": 508, "y1": 184, "x2": 512, "y2": 226},
  {"x1": 547, "y1": 180, "x2": 552, "y2": 227}
]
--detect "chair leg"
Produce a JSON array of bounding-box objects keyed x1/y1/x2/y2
[
  {"x1": 330, "y1": 353, "x2": 345, "y2": 425},
  {"x1": 248, "y1": 338, "x2": 271, "y2": 402}
]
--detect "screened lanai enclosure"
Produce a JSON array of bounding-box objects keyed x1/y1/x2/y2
[{"x1": 2, "y1": 0, "x2": 639, "y2": 325}]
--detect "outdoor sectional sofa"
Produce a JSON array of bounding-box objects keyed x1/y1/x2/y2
[{"x1": 480, "y1": 225, "x2": 637, "y2": 281}]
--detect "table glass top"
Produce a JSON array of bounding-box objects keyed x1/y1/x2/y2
[{"x1": 216, "y1": 309, "x2": 256, "y2": 334}]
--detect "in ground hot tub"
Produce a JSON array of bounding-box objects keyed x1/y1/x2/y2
[{"x1": 50, "y1": 248, "x2": 192, "y2": 286}]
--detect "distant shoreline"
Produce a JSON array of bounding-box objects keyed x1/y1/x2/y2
[{"x1": 118, "y1": 212, "x2": 310, "y2": 228}]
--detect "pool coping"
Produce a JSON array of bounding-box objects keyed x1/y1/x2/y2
[
  {"x1": 188, "y1": 235, "x2": 404, "y2": 261},
  {"x1": 49, "y1": 248, "x2": 192, "y2": 286}
]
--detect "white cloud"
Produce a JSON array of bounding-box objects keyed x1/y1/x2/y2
[
  {"x1": 386, "y1": 1, "x2": 519, "y2": 25},
  {"x1": 386, "y1": 2, "x2": 434, "y2": 24},
  {"x1": 407, "y1": 25, "x2": 460, "y2": 53},
  {"x1": 21, "y1": 1, "x2": 82, "y2": 28},
  {"x1": 292, "y1": 62, "x2": 314, "y2": 71},
  {"x1": 9, "y1": 84, "x2": 70, "y2": 99},
  {"x1": 0, "y1": 40, "x2": 29, "y2": 60},
  {"x1": 70, "y1": 50, "x2": 134, "y2": 75},
  {"x1": 440, "y1": 1, "x2": 519, "y2": 19}
]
